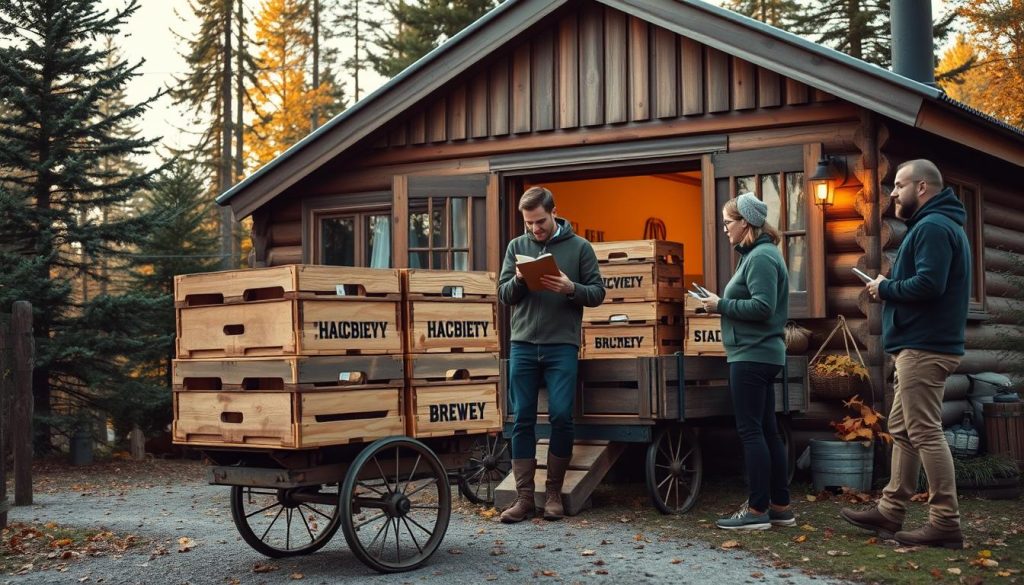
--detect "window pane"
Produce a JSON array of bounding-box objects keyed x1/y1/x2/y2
[
  {"x1": 366, "y1": 214, "x2": 391, "y2": 268},
  {"x1": 451, "y1": 198, "x2": 469, "y2": 247},
  {"x1": 453, "y1": 251, "x2": 469, "y2": 271},
  {"x1": 321, "y1": 216, "x2": 355, "y2": 266},
  {"x1": 735, "y1": 175, "x2": 756, "y2": 197},
  {"x1": 409, "y1": 251, "x2": 428, "y2": 269},
  {"x1": 761, "y1": 174, "x2": 781, "y2": 230},
  {"x1": 787, "y1": 171, "x2": 806, "y2": 230},
  {"x1": 786, "y1": 235, "x2": 807, "y2": 292},
  {"x1": 431, "y1": 198, "x2": 445, "y2": 247},
  {"x1": 432, "y1": 251, "x2": 445, "y2": 270},
  {"x1": 409, "y1": 202, "x2": 429, "y2": 248}
]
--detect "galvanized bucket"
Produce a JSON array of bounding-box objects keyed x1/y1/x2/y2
[{"x1": 810, "y1": 439, "x2": 873, "y2": 492}]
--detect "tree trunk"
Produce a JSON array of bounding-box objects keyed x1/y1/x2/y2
[
  {"x1": 235, "y1": 0, "x2": 245, "y2": 183},
  {"x1": 220, "y1": 0, "x2": 235, "y2": 270},
  {"x1": 311, "y1": 0, "x2": 320, "y2": 130}
]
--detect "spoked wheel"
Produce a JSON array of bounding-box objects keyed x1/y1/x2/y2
[
  {"x1": 778, "y1": 415, "x2": 795, "y2": 485},
  {"x1": 458, "y1": 432, "x2": 511, "y2": 505},
  {"x1": 230, "y1": 484, "x2": 341, "y2": 557},
  {"x1": 646, "y1": 424, "x2": 703, "y2": 514},
  {"x1": 340, "y1": 436, "x2": 451, "y2": 573}
]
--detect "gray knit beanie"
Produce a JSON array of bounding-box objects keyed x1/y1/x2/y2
[{"x1": 736, "y1": 192, "x2": 767, "y2": 227}]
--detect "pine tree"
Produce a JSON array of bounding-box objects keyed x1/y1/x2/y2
[
  {"x1": 0, "y1": 0, "x2": 163, "y2": 449},
  {"x1": 723, "y1": 0, "x2": 801, "y2": 28},
  {"x1": 369, "y1": 0, "x2": 496, "y2": 78},
  {"x1": 247, "y1": 0, "x2": 335, "y2": 168},
  {"x1": 335, "y1": 0, "x2": 380, "y2": 101}
]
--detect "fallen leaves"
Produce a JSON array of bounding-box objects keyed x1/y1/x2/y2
[
  {"x1": 720, "y1": 540, "x2": 741, "y2": 550},
  {"x1": 0, "y1": 522, "x2": 144, "y2": 574},
  {"x1": 792, "y1": 534, "x2": 808, "y2": 544},
  {"x1": 253, "y1": 562, "x2": 278, "y2": 574},
  {"x1": 177, "y1": 536, "x2": 195, "y2": 553}
]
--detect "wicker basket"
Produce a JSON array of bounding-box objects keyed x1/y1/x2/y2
[
  {"x1": 809, "y1": 368, "x2": 863, "y2": 401},
  {"x1": 784, "y1": 321, "x2": 811, "y2": 355}
]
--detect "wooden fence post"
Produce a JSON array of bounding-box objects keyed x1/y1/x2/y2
[{"x1": 12, "y1": 301, "x2": 33, "y2": 506}]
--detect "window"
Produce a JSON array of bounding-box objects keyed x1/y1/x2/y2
[
  {"x1": 946, "y1": 178, "x2": 985, "y2": 312},
  {"x1": 735, "y1": 171, "x2": 808, "y2": 294},
  {"x1": 317, "y1": 209, "x2": 391, "y2": 268},
  {"x1": 405, "y1": 175, "x2": 489, "y2": 271}
]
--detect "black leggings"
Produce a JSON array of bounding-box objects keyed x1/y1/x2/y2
[{"x1": 729, "y1": 361, "x2": 790, "y2": 512}]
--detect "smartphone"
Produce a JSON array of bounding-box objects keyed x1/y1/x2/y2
[
  {"x1": 691, "y1": 282, "x2": 711, "y2": 297},
  {"x1": 851, "y1": 267, "x2": 873, "y2": 284},
  {"x1": 687, "y1": 290, "x2": 707, "y2": 301}
]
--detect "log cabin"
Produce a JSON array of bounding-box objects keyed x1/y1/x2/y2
[{"x1": 216, "y1": 0, "x2": 1024, "y2": 435}]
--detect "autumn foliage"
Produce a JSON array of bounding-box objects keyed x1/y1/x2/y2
[{"x1": 829, "y1": 395, "x2": 893, "y2": 444}]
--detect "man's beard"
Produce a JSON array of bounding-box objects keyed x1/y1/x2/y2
[{"x1": 896, "y1": 198, "x2": 918, "y2": 220}]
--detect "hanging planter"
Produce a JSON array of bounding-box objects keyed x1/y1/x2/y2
[
  {"x1": 784, "y1": 321, "x2": 811, "y2": 355},
  {"x1": 808, "y1": 316, "x2": 871, "y2": 401}
]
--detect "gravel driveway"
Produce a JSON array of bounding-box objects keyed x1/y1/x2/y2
[{"x1": 3, "y1": 461, "x2": 848, "y2": 585}]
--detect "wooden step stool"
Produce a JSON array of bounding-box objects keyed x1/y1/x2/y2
[{"x1": 492, "y1": 440, "x2": 624, "y2": 516}]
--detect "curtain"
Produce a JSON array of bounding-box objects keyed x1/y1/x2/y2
[{"x1": 370, "y1": 216, "x2": 391, "y2": 268}]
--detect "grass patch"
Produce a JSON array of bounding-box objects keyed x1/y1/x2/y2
[
  {"x1": 586, "y1": 476, "x2": 1024, "y2": 584},
  {"x1": 0, "y1": 522, "x2": 145, "y2": 575}
]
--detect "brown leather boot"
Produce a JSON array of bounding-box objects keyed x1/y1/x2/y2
[
  {"x1": 840, "y1": 506, "x2": 903, "y2": 539},
  {"x1": 543, "y1": 453, "x2": 571, "y2": 520},
  {"x1": 500, "y1": 459, "x2": 536, "y2": 524},
  {"x1": 895, "y1": 523, "x2": 964, "y2": 549}
]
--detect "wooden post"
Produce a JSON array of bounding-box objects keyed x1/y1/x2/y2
[
  {"x1": 0, "y1": 313, "x2": 10, "y2": 527},
  {"x1": 129, "y1": 423, "x2": 146, "y2": 461},
  {"x1": 12, "y1": 301, "x2": 33, "y2": 506}
]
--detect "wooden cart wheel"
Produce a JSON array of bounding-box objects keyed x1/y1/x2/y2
[
  {"x1": 778, "y1": 414, "x2": 795, "y2": 485},
  {"x1": 458, "y1": 432, "x2": 511, "y2": 505},
  {"x1": 646, "y1": 425, "x2": 703, "y2": 514},
  {"x1": 230, "y1": 484, "x2": 341, "y2": 557},
  {"x1": 340, "y1": 436, "x2": 451, "y2": 573}
]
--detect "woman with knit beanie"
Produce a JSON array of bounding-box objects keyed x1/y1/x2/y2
[{"x1": 698, "y1": 192, "x2": 794, "y2": 531}]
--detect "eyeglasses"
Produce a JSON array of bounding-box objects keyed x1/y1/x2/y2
[{"x1": 722, "y1": 218, "x2": 740, "y2": 229}]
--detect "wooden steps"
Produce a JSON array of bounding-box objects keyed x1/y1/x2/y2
[{"x1": 493, "y1": 440, "x2": 624, "y2": 516}]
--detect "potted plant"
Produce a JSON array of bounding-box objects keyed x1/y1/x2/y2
[
  {"x1": 810, "y1": 395, "x2": 892, "y2": 492},
  {"x1": 807, "y1": 316, "x2": 871, "y2": 400}
]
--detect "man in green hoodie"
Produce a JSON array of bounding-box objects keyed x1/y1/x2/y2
[
  {"x1": 497, "y1": 186, "x2": 605, "y2": 523},
  {"x1": 841, "y1": 159, "x2": 971, "y2": 549}
]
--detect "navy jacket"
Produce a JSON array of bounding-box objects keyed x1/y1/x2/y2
[{"x1": 879, "y1": 187, "x2": 971, "y2": 355}]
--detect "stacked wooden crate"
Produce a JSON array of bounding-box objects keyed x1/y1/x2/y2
[
  {"x1": 402, "y1": 270, "x2": 501, "y2": 438},
  {"x1": 582, "y1": 240, "x2": 686, "y2": 359},
  {"x1": 172, "y1": 265, "x2": 406, "y2": 449}
]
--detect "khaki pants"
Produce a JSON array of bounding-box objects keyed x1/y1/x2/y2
[{"x1": 878, "y1": 349, "x2": 961, "y2": 530}]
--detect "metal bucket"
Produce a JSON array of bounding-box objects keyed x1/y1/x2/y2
[{"x1": 810, "y1": 439, "x2": 873, "y2": 492}]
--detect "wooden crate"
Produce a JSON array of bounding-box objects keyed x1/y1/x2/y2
[
  {"x1": 172, "y1": 387, "x2": 404, "y2": 449},
  {"x1": 590, "y1": 240, "x2": 683, "y2": 264},
  {"x1": 581, "y1": 322, "x2": 683, "y2": 359},
  {"x1": 599, "y1": 261, "x2": 684, "y2": 302},
  {"x1": 406, "y1": 353, "x2": 501, "y2": 438},
  {"x1": 983, "y1": 402, "x2": 1024, "y2": 470},
  {"x1": 584, "y1": 301, "x2": 683, "y2": 326},
  {"x1": 173, "y1": 354, "x2": 405, "y2": 391},
  {"x1": 405, "y1": 300, "x2": 498, "y2": 353},
  {"x1": 174, "y1": 265, "x2": 402, "y2": 307},
  {"x1": 403, "y1": 269, "x2": 497, "y2": 300},
  {"x1": 176, "y1": 298, "x2": 403, "y2": 358},
  {"x1": 684, "y1": 314, "x2": 725, "y2": 356}
]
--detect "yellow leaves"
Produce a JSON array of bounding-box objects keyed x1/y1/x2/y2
[
  {"x1": 813, "y1": 355, "x2": 869, "y2": 379},
  {"x1": 792, "y1": 534, "x2": 808, "y2": 544},
  {"x1": 720, "y1": 540, "x2": 741, "y2": 549},
  {"x1": 479, "y1": 507, "x2": 498, "y2": 519},
  {"x1": 830, "y1": 395, "x2": 891, "y2": 443},
  {"x1": 177, "y1": 536, "x2": 195, "y2": 553}
]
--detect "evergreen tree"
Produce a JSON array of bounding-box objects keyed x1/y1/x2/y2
[
  {"x1": 247, "y1": 0, "x2": 335, "y2": 168},
  {"x1": 723, "y1": 0, "x2": 801, "y2": 27},
  {"x1": 335, "y1": 0, "x2": 380, "y2": 102},
  {"x1": 369, "y1": 0, "x2": 497, "y2": 78},
  {"x1": 0, "y1": 0, "x2": 163, "y2": 448}
]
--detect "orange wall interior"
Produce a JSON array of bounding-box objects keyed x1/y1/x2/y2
[{"x1": 529, "y1": 174, "x2": 704, "y2": 279}]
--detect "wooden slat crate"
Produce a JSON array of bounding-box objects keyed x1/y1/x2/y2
[
  {"x1": 581, "y1": 322, "x2": 683, "y2": 359},
  {"x1": 403, "y1": 269, "x2": 497, "y2": 300},
  {"x1": 173, "y1": 354, "x2": 405, "y2": 391},
  {"x1": 590, "y1": 240, "x2": 683, "y2": 264},
  {"x1": 684, "y1": 314, "x2": 725, "y2": 356},
  {"x1": 406, "y1": 352, "x2": 501, "y2": 438},
  {"x1": 176, "y1": 298, "x2": 403, "y2": 358},
  {"x1": 584, "y1": 301, "x2": 683, "y2": 326},
  {"x1": 172, "y1": 387, "x2": 404, "y2": 449},
  {"x1": 174, "y1": 265, "x2": 402, "y2": 307},
  {"x1": 405, "y1": 300, "x2": 498, "y2": 353},
  {"x1": 599, "y1": 260, "x2": 684, "y2": 302}
]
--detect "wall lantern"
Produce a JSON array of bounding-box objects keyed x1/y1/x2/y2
[{"x1": 810, "y1": 155, "x2": 848, "y2": 209}]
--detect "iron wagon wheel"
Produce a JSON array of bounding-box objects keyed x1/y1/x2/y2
[
  {"x1": 340, "y1": 436, "x2": 451, "y2": 573},
  {"x1": 778, "y1": 414, "x2": 795, "y2": 485},
  {"x1": 458, "y1": 432, "x2": 511, "y2": 505},
  {"x1": 646, "y1": 424, "x2": 703, "y2": 514},
  {"x1": 230, "y1": 483, "x2": 342, "y2": 557}
]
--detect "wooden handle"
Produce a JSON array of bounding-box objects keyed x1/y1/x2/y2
[
  {"x1": 223, "y1": 324, "x2": 245, "y2": 336},
  {"x1": 220, "y1": 412, "x2": 243, "y2": 424}
]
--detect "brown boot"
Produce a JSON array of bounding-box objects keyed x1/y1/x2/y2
[
  {"x1": 500, "y1": 459, "x2": 536, "y2": 524},
  {"x1": 840, "y1": 506, "x2": 902, "y2": 539},
  {"x1": 543, "y1": 453, "x2": 571, "y2": 520},
  {"x1": 895, "y1": 523, "x2": 964, "y2": 549}
]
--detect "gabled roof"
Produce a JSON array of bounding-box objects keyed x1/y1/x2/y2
[{"x1": 219, "y1": 0, "x2": 1024, "y2": 218}]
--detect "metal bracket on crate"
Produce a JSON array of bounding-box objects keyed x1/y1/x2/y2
[{"x1": 674, "y1": 351, "x2": 686, "y2": 423}]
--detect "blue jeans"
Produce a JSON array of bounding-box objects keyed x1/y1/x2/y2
[
  {"x1": 730, "y1": 361, "x2": 790, "y2": 512},
  {"x1": 508, "y1": 342, "x2": 578, "y2": 459}
]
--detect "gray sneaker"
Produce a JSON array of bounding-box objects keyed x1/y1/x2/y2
[
  {"x1": 769, "y1": 508, "x2": 796, "y2": 527},
  {"x1": 716, "y1": 502, "x2": 771, "y2": 531}
]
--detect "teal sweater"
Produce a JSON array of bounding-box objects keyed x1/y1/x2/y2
[
  {"x1": 716, "y1": 234, "x2": 789, "y2": 365},
  {"x1": 498, "y1": 218, "x2": 605, "y2": 346}
]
